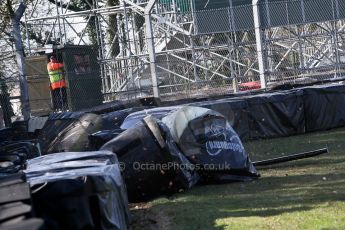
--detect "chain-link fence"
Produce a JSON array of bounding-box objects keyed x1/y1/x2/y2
[{"x1": 17, "y1": 0, "x2": 345, "y2": 114}]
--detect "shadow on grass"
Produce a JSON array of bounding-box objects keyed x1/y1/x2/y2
[{"x1": 137, "y1": 171, "x2": 345, "y2": 230}]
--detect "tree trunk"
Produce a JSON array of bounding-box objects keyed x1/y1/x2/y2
[{"x1": 12, "y1": 2, "x2": 30, "y2": 120}]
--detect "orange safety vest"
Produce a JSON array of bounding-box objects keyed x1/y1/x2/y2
[{"x1": 47, "y1": 62, "x2": 66, "y2": 90}]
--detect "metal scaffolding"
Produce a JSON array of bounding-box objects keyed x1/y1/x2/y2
[{"x1": 24, "y1": 0, "x2": 345, "y2": 101}]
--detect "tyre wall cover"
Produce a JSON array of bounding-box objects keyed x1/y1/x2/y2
[
  {"x1": 162, "y1": 106, "x2": 259, "y2": 183},
  {"x1": 88, "y1": 129, "x2": 124, "y2": 151},
  {"x1": 38, "y1": 112, "x2": 103, "y2": 153},
  {"x1": 101, "y1": 117, "x2": 199, "y2": 202},
  {"x1": 25, "y1": 151, "x2": 130, "y2": 230}
]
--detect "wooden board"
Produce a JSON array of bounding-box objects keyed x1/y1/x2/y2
[{"x1": 25, "y1": 56, "x2": 53, "y2": 116}]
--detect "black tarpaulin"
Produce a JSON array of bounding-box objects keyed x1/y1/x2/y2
[
  {"x1": 245, "y1": 90, "x2": 305, "y2": 139},
  {"x1": 303, "y1": 84, "x2": 345, "y2": 132},
  {"x1": 0, "y1": 141, "x2": 41, "y2": 159},
  {"x1": 88, "y1": 129, "x2": 124, "y2": 151},
  {"x1": 11, "y1": 121, "x2": 30, "y2": 141},
  {"x1": 80, "y1": 100, "x2": 126, "y2": 114},
  {"x1": 25, "y1": 151, "x2": 130, "y2": 230},
  {"x1": 101, "y1": 116, "x2": 199, "y2": 202},
  {"x1": 0, "y1": 173, "x2": 45, "y2": 230},
  {"x1": 38, "y1": 112, "x2": 103, "y2": 154},
  {"x1": 0, "y1": 155, "x2": 23, "y2": 176},
  {"x1": 101, "y1": 107, "x2": 152, "y2": 129},
  {"x1": 162, "y1": 106, "x2": 259, "y2": 183},
  {"x1": 0, "y1": 128, "x2": 13, "y2": 142},
  {"x1": 0, "y1": 140, "x2": 41, "y2": 177}
]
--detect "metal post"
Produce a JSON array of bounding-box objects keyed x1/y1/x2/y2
[
  {"x1": 331, "y1": 0, "x2": 340, "y2": 77},
  {"x1": 190, "y1": 35, "x2": 199, "y2": 81},
  {"x1": 201, "y1": 36, "x2": 209, "y2": 81},
  {"x1": 94, "y1": 0, "x2": 107, "y2": 97},
  {"x1": 23, "y1": 6, "x2": 31, "y2": 55},
  {"x1": 61, "y1": 2, "x2": 67, "y2": 43},
  {"x1": 332, "y1": 20, "x2": 340, "y2": 77},
  {"x1": 183, "y1": 35, "x2": 191, "y2": 96},
  {"x1": 12, "y1": 2, "x2": 30, "y2": 120},
  {"x1": 252, "y1": 0, "x2": 267, "y2": 89},
  {"x1": 226, "y1": 33, "x2": 237, "y2": 92},
  {"x1": 297, "y1": 25, "x2": 305, "y2": 71},
  {"x1": 54, "y1": 0, "x2": 63, "y2": 44},
  {"x1": 234, "y1": 33, "x2": 241, "y2": 81},
  {"x1": 123, "y1": 1, "x2": 135, "y2": 92},
  {"x1": 145, "y1": 0, "x2": 160, "y2": 98},
  {"x1": 164, "y1": 30, "x2": 172, "y2": 93}
]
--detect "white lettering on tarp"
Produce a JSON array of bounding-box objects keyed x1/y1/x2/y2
[
  {"x1": 205, "y1": 125, "x2": 244, "y2": 156},
  {"x1": 207, "y1": 141, "x2": 243, "y2": 152},
  {"x1": 206, "y1": 139, "x2": 244, "y2": 156}
]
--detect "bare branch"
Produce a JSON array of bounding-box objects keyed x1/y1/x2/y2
[{"x1": 46, "y1": 0, "x2": 85, "y2": 12}]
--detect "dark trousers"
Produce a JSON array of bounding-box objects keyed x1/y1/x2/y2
[{"x1": 51, "y1": 87, "x2": 68, "y2": 111}]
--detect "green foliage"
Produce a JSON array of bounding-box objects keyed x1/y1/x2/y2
[
  {"x1": 86, "y1": 16, "x2": 98, "y2": 46},
  {"x1": 0, "y1": 0, "x2": 17, "y2": 40},
  {"x1": 0, "y1": 72, "x2": 14, "y2": 126}
]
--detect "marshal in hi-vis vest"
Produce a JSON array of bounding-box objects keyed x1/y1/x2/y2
[{"x1": 47, "y1": 62, "x2": 66, "y2": 90}]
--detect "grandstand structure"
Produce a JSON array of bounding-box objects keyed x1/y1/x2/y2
[{"x1": 24, "y1": 0, "x2": 345, "y2": 101}]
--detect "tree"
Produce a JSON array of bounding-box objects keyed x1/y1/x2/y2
[
  {"x1": 0, "y1": 1, "x2": 20, "y2": 123},
  {"x1": 0, "y1": 71, "x2": 14, "y2": 127},
  {"x1": 108, "y1": 0, "x2": 120, "y2": 57}
]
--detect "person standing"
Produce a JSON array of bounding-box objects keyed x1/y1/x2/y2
[{"x1": 47, "y1": 55, "x2": 68, "y2": 111}]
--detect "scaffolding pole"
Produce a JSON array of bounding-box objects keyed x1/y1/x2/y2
[
  {"x1": 253, "y1": 0, "x2": 267, "y2": 89},
  {"x1": 145, "y1": 0, "x2": 160, "y2": 98}
]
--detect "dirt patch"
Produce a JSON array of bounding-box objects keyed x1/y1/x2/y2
[{"x1": 129, "y1": 203, "x2": 172, "y2": 230}]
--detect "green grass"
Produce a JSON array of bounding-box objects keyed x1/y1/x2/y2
[{"x1": 131, "y1": 128, "x2": 345, "y2": 230}]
